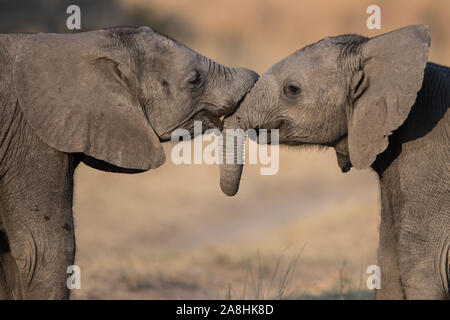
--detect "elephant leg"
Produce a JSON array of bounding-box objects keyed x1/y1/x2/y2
[
  {"x1": 397, "y1": 206, "x2": 449, "y2": 300},
  {"x1": 0, "y1": 138, "x2": 76, "y2": 299},
  {"x1": 375, "y1": 186, "x2": 405, "y2": 299},
  {"x1": 0, "y1": 231, "x2": 8, "y2": 299},
  {"x1": 0, "y1": 229, "x2": 21, "y2": 299}
]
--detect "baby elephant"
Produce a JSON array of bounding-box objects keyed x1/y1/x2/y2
[
  {"x1": 0, "y1": 27, "x2": 258, "y2": 299},
  {"x1": 220, "y1": 25, "x2": 450, "y2": 299}
]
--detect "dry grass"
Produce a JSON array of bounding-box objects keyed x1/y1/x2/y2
[{"x1": 70, "y1": 0, "x2": 448, "y2": 299}]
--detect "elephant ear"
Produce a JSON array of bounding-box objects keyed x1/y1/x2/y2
[
  {"x1": 348, "y1": 25, "x2": 430, "y2": 169},
  {"x1": 13, "y1": 31, "x2": 165, "y2": 170}
]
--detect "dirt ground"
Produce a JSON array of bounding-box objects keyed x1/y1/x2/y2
[
  {"x1": 71, "y1": 145, "x2": 380, "y2": 299},
  {"x1": 69, "y1": 0, "x2": 449, "y2": 299}
]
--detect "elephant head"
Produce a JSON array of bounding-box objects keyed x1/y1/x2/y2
[
  {"x1": 220, "y1": 25, "x2": 430, "y2": 196},
  {"x1": 12, "y1": 27, "x2": 258, "y2": 171}
]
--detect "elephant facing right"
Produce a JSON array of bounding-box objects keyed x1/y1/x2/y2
[{"x1": 219, "y1": 25, "x2": 450, "y2": 299}]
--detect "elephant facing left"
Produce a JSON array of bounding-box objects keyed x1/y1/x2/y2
[{"x1": 0, "y1": 26, "x2": 258, "y2": 299}]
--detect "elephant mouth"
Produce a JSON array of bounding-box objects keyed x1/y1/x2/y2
[
  {"x1": 183, "y1": 109, "x2": 224, "y2": 137},
  {"x1": 158, "y1": 108, "x2": 223, "y2": 141},
  {"x1": 158, "y1": 80, "x2": 258, "y2": 141},
  {"x1": 331, "y1": 135, "x2": 352, "y2": 173},
  {"x1": 254, "y1": 119, "x2": 308, "y2": 145}
]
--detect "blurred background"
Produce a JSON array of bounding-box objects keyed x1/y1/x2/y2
[{"x1": 0, "y1": 0, "x2": 448, "y2": 299}]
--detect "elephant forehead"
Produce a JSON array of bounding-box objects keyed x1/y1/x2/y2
[
  {"x1": 298, "y1": 40, "x2": 341, "y2": 70},
  {"x1": 267, "y1": 40, "x2": 340, "y2": 80}
]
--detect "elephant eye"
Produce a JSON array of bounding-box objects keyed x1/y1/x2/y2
[
  {"x1": 283, "y1": 84, "x2": 301, "y2": 99},
  {"x1": 187, "y1": 70, "x2": 202, "y2": 89}
]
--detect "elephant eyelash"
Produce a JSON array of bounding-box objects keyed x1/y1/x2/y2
[
  {"x1": 283, "y1": 83, "x2": 302, "y2": 100},
  {"x1": 187, "y1": 71, "x2": 204, "y2": 90},
  {"x1": 189, "y1": 72, "x2": 201, "y2": 85}
]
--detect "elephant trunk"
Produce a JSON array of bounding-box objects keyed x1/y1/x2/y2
[
  {"x1": 219, "y1": 116, "x2": 245, "y2": 196},
  {"x1": 219, "y1": 77, "x2": 272, "y2": 196}
]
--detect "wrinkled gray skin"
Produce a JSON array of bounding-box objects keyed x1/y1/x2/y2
[
  {"x1": 0, "y1": 26, "x2": 257, "y2": 299},
  {"x1": 220, "y1": 25, "x2": 450, "y2": 299}
]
